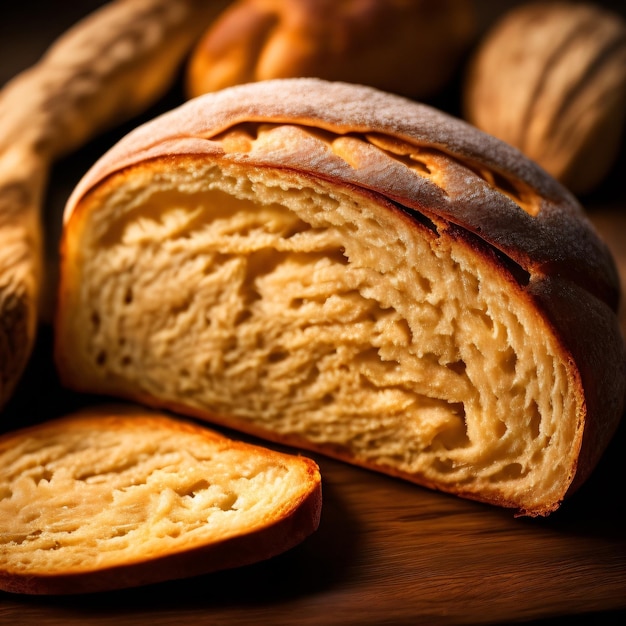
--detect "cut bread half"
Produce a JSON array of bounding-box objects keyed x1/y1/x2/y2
[
  {"x1": 0, "y1": 405, "x2": 322, "y2": 595},
  {"x1": 55, "y1": 78, "x2": 626, "y2": 516}
]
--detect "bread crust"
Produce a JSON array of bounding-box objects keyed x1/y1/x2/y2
[
  {"x1": 63, "y1": 79, "x2": 620, "y2": 308},
  {"x1": 185, "y1": 0, "x2": 475, "y2": 100},
  {"x1": 0, "y1": 405, "x2": 322, "y2": 595},
  {"x1": 57, "y1": 79, "x2": 625, "y2": 515}
]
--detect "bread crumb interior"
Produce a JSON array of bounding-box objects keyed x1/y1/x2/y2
[
  {"x1": 0, "y1": 418, "x2": 307, "y2": 573},
  {"x1": 61, "y1": 147, "x2": 579, "y2": 513}
]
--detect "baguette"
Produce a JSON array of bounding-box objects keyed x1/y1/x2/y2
[
  {"x1": 0, "y1": 405, "x2": 321, "y2": 595},
  {"x1": 0, "y1": 0, "x2": 232, "y2": 410},
  {"x1": 55, "y1": 78, "x2": 626, "y2": 516}
]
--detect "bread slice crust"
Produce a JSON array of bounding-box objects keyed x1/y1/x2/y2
[{"x1": 0, "y1": 405, "x2": 322, "y2": 595}]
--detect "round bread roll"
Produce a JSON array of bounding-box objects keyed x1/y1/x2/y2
[
  {"x1": 0, "y1": 405, "x2": 321, "y2": 595},
  {"x1": 55, "y1": 78, "x2": 626, "y2": 517},
  {"x1": 463, "y1": 1, "x2": 626, "y2": 196},
  {"x1": 185, "y1": 0, "x2": 475, "y2": 100}
]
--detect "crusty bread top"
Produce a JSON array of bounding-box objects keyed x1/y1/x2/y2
[
  {"x1": 64, "y1": 78, "x2": 619, "y2": 310},
  {"x1": 0, "y1": 405, "x2": 321, "y2": 594}
]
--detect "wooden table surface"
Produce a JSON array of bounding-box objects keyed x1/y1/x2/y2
[{"x1": 1, "y1": 2, "x2": 625, "y2": 624}]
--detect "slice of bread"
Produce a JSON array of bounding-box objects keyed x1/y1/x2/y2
[
  {"x1": 0, "y1": 405, "x2": 322, "y2": 595},
  {"x1": 55, "y1": 78, "x2": 625, "y2": 516}
]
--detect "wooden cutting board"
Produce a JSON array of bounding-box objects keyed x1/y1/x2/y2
[{"x1": 1, "y1": 2, "x2": 625, "y2": 624}]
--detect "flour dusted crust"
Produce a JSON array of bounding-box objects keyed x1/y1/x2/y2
[
  {"x1": 0, "y1": 405, "x2": 321, "y2": 595},
  {"x1": 56, "y1": 78, "x2": 625, "y2": 516}
]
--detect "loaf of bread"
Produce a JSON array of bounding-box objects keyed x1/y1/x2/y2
[
  {"x1": 55, "y1": 78, "x2": 626, "y2": 517},
  {"x1": 462, "y1": 1, "x2": 626, "y2": 196},
  {"x1": 0, "y1": 405, "x2": 321, "y2": 595},
  {"x1": 185, "y1": 0, "x2": 475, "y2": 100}
]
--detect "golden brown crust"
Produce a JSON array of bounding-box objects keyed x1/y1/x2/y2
[
  {"x1": 185, "y1": 0, "x2": 475, "y2": 100},
  {"x1": 0, "y1": 405, "x2": 322, "y2": 595},
  {"x1": 64, "y1": 78, "x2": 620, "y2": 309}
]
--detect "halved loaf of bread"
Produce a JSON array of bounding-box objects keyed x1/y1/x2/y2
[
  {"x1": 0, "y1": 405, "x2": 321, "y2": 594},
  {"x1": 55, "y1": 78, "x2": 626, "y2": 517}
]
